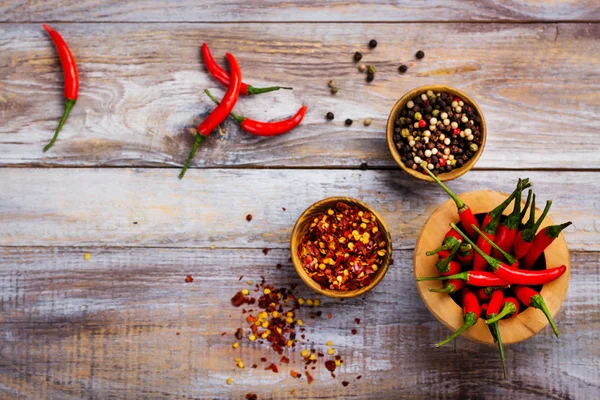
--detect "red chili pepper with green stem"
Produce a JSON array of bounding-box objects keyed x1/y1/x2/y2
[
  {"x1": 205, "y1": 90, "x2": 307, "y2": 136},
  {"x1": 435, "y1": 288, "x2": 480, "y2": 347},
  {"x1": 429, "y1": 279, "x2": 465, "y2": 294},
  {"x1": 513, "y1": 285, "x2": 560, "y2": 337},
  {"x1": 486, "y1": 297, "x2": 520, "y2": 325},
  {"x1": 472, "y1": 200, "x2": 509, "y2": 270},
  {"x1": 435, "y1": 241, "x2": 461, "y2": 274},
  {"x1": 482, "y1": 179, "x2": 531, "y2": 228},
  {"x1": 513, "y1": 199, "x2": 551, "y2": 260},
  {"x1": 486, "y1": 290, "x2": 508, "y2": 379},
  {"x1": 520, "y1": 223, "x2": 572, "y2": 269},
  {"x1": 472, "y1": 224, "x2": 518, "y2": 268},
  {"x1": 179, "y1": 53, "x2": 242, "y2": 179},
  {"x1": 493, "y1": 179, "x2": 526, "y2": 257},
  {"x1": 423, "y1": 167, "x2": 479, "y2": 239},
  {"x1": 475, "y1": 285, "x2": 510, "y2": 303},
  {"x1": 456, "y1": 243, "x2": 473, "y2": 267},
  {"x1": 43, "y1": 24, "x2": 79, "y2": 152},
  {"x1": 417, "y1": 270, "x2": 510, "y2": 287},
  {"x1": 201, "y1": 43, "x2": 292, "y2": 95},
  {"x1": 452, "y1": 223, "x2": 567, "y2": 285}
]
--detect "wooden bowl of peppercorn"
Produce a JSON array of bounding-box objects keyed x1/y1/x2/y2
[
  {"x1": 414, "y1": 190, "x2": 570, "y2": 345},
  {"x1": 290, "y1": 197, "x2": 393, "y2": 299},
  {"x1": 386, "y1": 85, "x2": 486, "y2": 182}
]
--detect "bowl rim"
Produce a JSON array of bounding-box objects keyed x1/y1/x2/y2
[
  {"x1": 290, "y1": 196, "x2": 392, "y2": 299},
  {"x1": 414, "y1": 189, "x2": 570, "y2": 345},
  {"x1": 386, "y1": 84, "x2": 487, "y2": 182}
]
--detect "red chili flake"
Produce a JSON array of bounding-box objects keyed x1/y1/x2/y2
[
  {"x1": 221, "y1": 332, "x2": 227, "y2": 336},
  {"x1": 351, "y1": 329, "x2": 358, "y2": 335},
  {"x1": 245, "y1": 394, "x2": 257, "y2": 400},
  {"x1": 235, "y1": 328, "x2": 243, "y2": 340},
  {"x1": 282, "y1": 207, "x2": 286, "y2": 211},
  {"x1": 246, "y1": 214, "x2": 253, "y2": 222},
  {"x1": 439, "y1": 158, "x2": 447, "y2": 167},
  {"x1": 176, "y1": 332, "x2": 180, "y2": 336},
  {"x1": 290, "y1": 370, "x2": 302, "y2": 379},
  {"x1": 265, "y1": 363, "x2": 279, "y2": 373},
  {"x1": 280, "y1": 356, "x2": 290, "y2": 364},
  {"x1": 356, "y1": 375, "x2": 362, "y2": 380},
  {"x1": 342, "y1": 381, "x2": 349, "y2": 387},
  {"x1": 262, "y1": 248, "x2": 271, "y2": 255},
  {"x1": 306, "y1": 371, "x2": 314, "y2": 385},
  {"x1": 354, "y1": 318, "x2": 361, "y2": 325},
  {"x1": 231, "y1": 292, "x2": 249, "y2": 307},
  {"x1": 184, "y1": 275, "x2": 193, "y2": 283},
  {"x1": 325, "y1": 360, "x2": 336, "y2": 372},
  {"x1": 276, "y1": 264, "x2": 282, "y2": 269},
  {"x1": 260, "y1": 357, "x2": 267, "y2": 362},
  {"x1": 328, "y1": 313, "x2": 333, "y2": 319},
  {"x1": 453, "y1": 128, "x2": 461, "y2": 135}
]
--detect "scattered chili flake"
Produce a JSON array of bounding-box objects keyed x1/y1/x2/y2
[
  {"x1": 246, "y1": 214, "x2": 253, "y2": 222},
  {"x1": 328, "y1": 313, "x2": 333, "y2": 319},
  {"x1": 342, "y1": 381, "x2": 350, "y2": 387},
  {"x1": 282, "y1": 207, "x2": 286, "y2": 211},
  {"x1": 306, "y1": 371, "x2": 314, "y2": 385},
  {"x1": 354, "y1": 318, "x2": 361, "y2": 325},
  {"x1": 280, "y1": 356, "x2": 290, "y2": 364},
  {"x1": 356, "y1": 375, "x2": 362, "y2": 380},
  {"x1": 290, "y1": 370, "x2": 302, "y2": 379},
  {"x1": 325, "y1": 360, "x2": 336, "y2": 372},
  {"x1": 231, "y1": 292, "x2": 249, "y2": 307},
  {"x1": 297, "y1": 201, "x2": 388, "y2": 291},
  {"x1": 176, "y1": 332, "x2": 180, "y2": 336},
  {"x1": 262, "y1": 248, "x2": 271, "y2": 255},
  {"x1": 252, "y1": 364, "x2": 257, "y2": 368},
  {"x1": 351, "y1": 329, "x2": 358, "y2": 335},
  {"x1": 276, "y1": 263, "x2": 282, "y2": 269},
  {"x1": 235, "y1": 328, "x2": 243, "y2": 340},
  {"x1": 133, "y1": 221, "x2": 138, "y2": 224},
  {"x1": 265, "y1": 363, "x2": 279, "y2": 373},
  {"x1": 221, "y1": 332, "x2": 227, "y2": 336},
  {"x1": 245, "y1": 394, "x2": 257, "y2": 400},
  {"x1": 260, "y1": 357, "x2": 268, "y2": 362},
  {"x1": 185, "y1": 275, "x2": 193, "y2": 283}
]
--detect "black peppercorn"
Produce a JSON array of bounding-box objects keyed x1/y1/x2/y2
[
  {"x1": 398, "y1": 64, "x2": 408, "y2": 73},
  {"x1": 359, "y1": 162, "x2": 368, "y2": 170},
  {"x1": 369, "y1": 39, "x2": 377, "y2": 49},
  {"x1": 326, "y1": 112, "x2": 334, "y2": 120},
  {"x1": 353, "y1": 52, "x2": 363, "y2": 62},
  {"x1": 366, "y1": 73, "x2": 374, "y2": 82},
  {"x1": 415, "y1": 50, "x2": 425, "y2": 59},
  {"x1": 345, "y1": 118, "x2": 353, "y2": 126}
]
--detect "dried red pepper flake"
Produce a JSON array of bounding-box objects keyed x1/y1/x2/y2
[
  {"x1": 221, "y1": 332, "x2": 227, "y2": 336},
  {"x1": 276, "y1": 263, "x2": 282, "y2": 269},
  {"x1": 262, "y1": 248, "x2": 271, "y2": 255},
  {"x1": 239, "y1": 275, "x2": 244, "y2": 281},
  {"x1": 354, "y1": 318, "x2": 361, "y2": 325},
  {"x1": 356, "y1": 375, "x2": 362, "y2": 380},
  {"x1": 280, "y1": 356, "x2": 290, "y2": 364},
  {"x1": 265, "y1": 363, "x2": 279, "y2": 373},
  {"x1": 297, "y1": 201, "x2": 388, "y2": 291},
  {"x1": 246, "y1": 214, "x2": 253, "y2": 222},
  {"x1": 184, "y1": 275, "x2": 193, "y2": 283},
  {"x1": 252, "y1": 364, "x2": 257, "y2": 368},
  {"x1": 260, "y1": 357, "x2": 268, "y2": 362},
  {"x1": 231, "y1": 292, "x2": 249, "y2": 307},
  {"x1": 306, "y1": 371, "x2": 314, "y2": 385},
  {"x1": 328, "y1": 313, "x2": 333, "y2": 319},
  {"x1": 325, "y1": 360, "x2": 336, "y2": 372},
  {"x1": 290, "y1": 370, "x2": 302, "y2": 379},
  {"x1": 246, "y1": 394, "x2": 257, "y2": 400},
  {"x1": 342, "y1": 381, "x2": 349, "y2": 387},
  {"x1": 282, "y1": 207, "x2": 286, "y2": 211},
  {"x1": 351, "y1": 329, "x2": 358, "y2": 335},
  {"x1": 235, "y1": 328, "x2": 243, "y2": 340}
]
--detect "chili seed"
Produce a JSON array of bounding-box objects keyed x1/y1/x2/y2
[
  {"x1": 326, "y1": 112, "x2": 334, "y2": 120},
  {"x1": 398, "y1": 64, "x2": 408, "y2": 73},
  {"x1": 369, "y1": 39, "x2": 377, "y2": 49},
  {"x1": 415, "y1": 50, "x2": 425, "y2": 59},
  {"x1": 345, "y1": 119, "x2": 353, "y2": 126},
  {"x1": 185, "y1": 275, "x2": 193, "y2": 283},
  {"x1": 353, "y1": 52, "x2": 363, "y2": 62}
]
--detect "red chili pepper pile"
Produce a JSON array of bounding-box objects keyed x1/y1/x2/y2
[
  {"x1": 178, "y1": 43, "x2": 307, "y2": 179},
  {"x1": 417, "y1": 176, "x2": 571, "y2": 379}
]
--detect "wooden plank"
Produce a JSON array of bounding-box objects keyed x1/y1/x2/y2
[
  {"x1": 0, "y1": 247, "x2": 598, "y2": 399},
  {"x1": 1, "y1": 0, "x2": 598, "y2": 22},
  {"x1": 0, "y1": 169, "x2": 595, "y2": 250},
  {"x1": 1, "y1": 23, "x2": 599, "y2": 169}
]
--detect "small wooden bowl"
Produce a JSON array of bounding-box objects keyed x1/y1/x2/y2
[
  {"x1": 386, "y1": 85, "x2": 487, "y2": 182},
  {"x1": 414, "y1": 190, "x2": 570, "y2": 344},
  {"x1": 290, "y1": 197, "x2": 393, "y2": 299}
]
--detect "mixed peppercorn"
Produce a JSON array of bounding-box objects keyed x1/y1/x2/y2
[
  {"x1": 417, "y1": 177, "x2": 570, "y2": 379},
  {"x1": 297, "y1": 201, "x2": 388, "y2": 291},
  {"x1": 393, "y1": 90, "x2": 483, "y2": 176}
]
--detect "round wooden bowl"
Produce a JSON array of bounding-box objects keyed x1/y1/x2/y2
[
  {"x1": 386, "y1": 85, "x2": 487, "y2": 182},
  {"x1": 290, "y1": 197, "x2": 393, "y2": 299},
  {"x1": 414, "y1": 190, "x2": 570, "y2": 344}
]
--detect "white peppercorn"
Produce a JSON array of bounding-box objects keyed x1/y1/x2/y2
[
  {"x1": 461, "y1": 116, "x2": 468, "y2": 123},
  {"x1": 421, "y1": 94, "x2": 428, "y2": 101},
  {"x1": 455, "y1": 106, "x2": 462, "y2": 113},
  {"x1": 467, "y1": 134, "x2": 474, "y2": 141},
  {"x1": 440, "y1": 112, "x2": 448, "y2": 120},
  {"x1": 424, "y1": 130, "x2": 431, "y2": 137},
  {"x1": 409, "y1": 140, "x2": 416, "y2": 147},
  {"x1": 451, "y1": 101, "x2": 458, "y2": 108},
  {"x1": 450, "y1": 122, "x2": 458, "y2": 129},
  {"x1": 444, "y1": 138, "x2": 451, "y2": 145},
  {"x1": 465, "y1": 128, "x2": 472, "y2": 135},
  {"x1": 407, "y1": 101, "x2": 414, "y2": 108},
  {"x1": 439, "y1": 134, "x2": 446, "y2": 141},
  {"x1": 443, "y1": 118, "x2": 450, "y2": 126},
  {"x1": 444, "y1": 148, "x2": 451, "y2": 155},
  {"x1": 427, "y1": 163, "x2": 434, "y2": 170},
  {"x1": 432, "y1": 148, "x2": 438, "y2": 155},
  {"x1": 424, "y1": 149, "x2": 432, "y2": 157},
  {"x1": 414, "y1": 156, "x2": 422, "y2": 163},
  {"x1": 430, "y1": 117, "x2": 438, "y2": 125}
]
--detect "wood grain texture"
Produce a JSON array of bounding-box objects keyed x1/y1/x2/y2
[
  {"x1": 0, "y1": 169, "x2": 597, "y2": 251},
  {"x1": 1, "y1": 23, "x2": 599, "y2": 169},
  {"x1": 1, "y1": 0, "x2": 599, "y2": 22},
  {"x1": 0, "y1": 247, "x2": 598, "y2": 399}
]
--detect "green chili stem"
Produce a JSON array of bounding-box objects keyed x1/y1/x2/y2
[
  {"x1": 522, "y1": 200, "x2": 552, "y2": 242},
  {"x1": 247, "y1": 85, "x2": 292, "y2": 95},
  {"x1": 520, "y1": 189, "x2": 533, "y2": 224},
  {"x1": 44, "y1": 99, "x2": 75, "y2": 152},
  {"x1": 472, "y1": 224, "x2": 516, "y2": 265},
  {"x1": 435, "y1": 312, "x2": 477, "y2": 347},
  {"x1": 429, "y1": 283, "x2": 457, "y2": 294},
  {"x1": 530, "y1": 294, "x2": 560, "y2": 337},
  {"x1": 205, "y1": 89, "x2": 245, "y2": 123},
  {"x1": 179, "y1": 135, "x2": 205, "y2": 180},
  {"x1": 489, "y1": 322, "x2": 507, "y2": 379},
  {"x1": 450, "y1": 223, "x2": 501, "y2": 270},
  {"x1": 416, "y1": 271, "x2": 468, "y2": 282},
  {"x1": 545, "y1": 221, "x2": 572, "y2": 239},
  {"x1": 422, "y1": 167, "x2": 465, "y2": 209},
  {"x1": 485, "y1": 302, "x2": 517, "y2": 325}
]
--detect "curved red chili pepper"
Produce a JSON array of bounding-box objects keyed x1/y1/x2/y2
[
  {"x1": 520, "y1": 221, "x2": 572, "y2": 269},
  {"x1": 513, "y1": 285, "x2": 559, "y2": 337},
  {"x1": 423, "y1": 167, "x2": 478, "y2": 239},
  {"x1": 435, "y1": 288, "x2": 479, "y2": 347},
  {"x1": 486, "y1": 297, "x2": 519, "y2": 324},
  {"x1": 472, "y1": 224, "x2": 517, "y2": 268},
  {"x1": 440, "y1": 260, "x2": 461, "y2": 277},
  {"x1": 485, "y1": 290, "x2": 507, "y2": 379},
  {"x1": 43, "y1": 24, "x2": 79, "y2": 152},
  {"x1": 205, "y1": 89, "x2": 306, "y2": 136},
  {"x1": 428, "y1": 279, "x2": 465, "y2": 294},
  {"x1": 472, "y1": 206, "x2": 506, "y2": 271},
  {"x1": 426, "y1": 230, "x2": 462, "y2": 256},
  {"x1": 475, "y1": 285, "x2": 510, "y2": 302},
  {"x1": 452, "y1": 223, "x2": 568, "y2": 285},
  {"x1": 435, "y1": 241, "x2": 461, "y2": 274},
  {"x1": 456, "y1": 243, "x2": 473, "y2": 267},
  {"x1": 492, "y1": 181, "x2": 526, "y2": 258},
  {"x1": 179, "y1": 53, "x2": 242, "y2": 179},
  {"x1": 201, "y1": 43, "x2": 291, "y2": 95},
  {"x1": 417, "y1": 270, "x2": 510, "y2": 287}
]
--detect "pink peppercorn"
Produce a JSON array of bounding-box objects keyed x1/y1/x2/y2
[{"x1": 418, "y1": 120, "x2": 427, "y2": 128}]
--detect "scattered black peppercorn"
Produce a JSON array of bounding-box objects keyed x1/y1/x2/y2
[
  {"x1": 415, "y1": 50, "x2": 425, "y2": 59},
  {"x1": 398, "y1": 64, "x2": 408, "y2": 73},
  {"x1": 359, "y1": 162, "x2": 368, "y2": 170},
  {"x1": 353, "y1": 52, "x2": 363, "y2": 62},
  {"x1": 366, "y1": 73, "x2": 374, "y2": 82},
  {"x1": 345, "y1": 119, "x2": 353, "y2": 126},
  {"x1": 326, "y1": 112, "x2": 334, "y2": 120},
  {"x1": 368, "y1": 39, "x2": 377, "y2": 49}
]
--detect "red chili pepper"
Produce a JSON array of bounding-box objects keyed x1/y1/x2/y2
[
  {"x1": 513, "y1": 199, "x2": 551, "y2": 260},
  {"x1": 205, "y1": 90, "x2": 306, "y2": 136},
  {"x1": 480, "y1": 303, "x2": 488, "y2": 318},
  {"x1": 456, "y1": 243, "x2": 473, "y2": 267},
  {"x1": 435, "y1": 288, "x2": 480, "y2": 347},
  {"x1": 472, "y1": 224, "x2": 518, "y2": 268},
  {"x1": 513, "y1": 285, "x2": 559, "y2": 337},
  {"x1": 417, "y1": 270, "x2": 510, "y2": 287},
  {"x1": 482, "y1": 179, "x2": 531, "y2": 228},
  {"x1": 486, "y1": 290, "x2": 508, "y2": 379},
  {"x1": 471, "y1": 210, "x2": 503, "y2": 271},
  {"x1": 452, "y1": 223, "x2": 568, "y2": 285},
  {"x1": 520, "y1": 221, "x2": 572, "y2": 270},
  {"x1": 475, "y1": 285, "x2": 510, "y2": 302},
  {"x1": 423, "y1": 167, "x2": 479, "y2": 239},
  {"x1": 435, "y1": 242, "x2": 461, "y2": 274},
  {"x1": 492, "y1": 179, "x2": 527, "y2": 258},
  {"x1": 179, "y1": 53, "x2": 242, "y2": 179},
  {"x1": 42, "y1": 24, "x2": 79, "y2": 152},
  {"x1": 426, "y1": 233, "x2": 461, "y2": 256},
  {"x1": 440, "y1": 260, "x2": 461, "y2": 277},
  {"x1": 201, "y1": 43, "x2": 291, "y2": 95},
  {"x1": 428, "y1": 279, "x2": 465, "y2": 294},
  {"x1": 486, "y1": 297, "x2": 520, "y2": 325}
]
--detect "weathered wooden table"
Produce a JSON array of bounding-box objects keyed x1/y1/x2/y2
[{"x1": 1, "y1": 1, "x2": 599, "y2": 399}]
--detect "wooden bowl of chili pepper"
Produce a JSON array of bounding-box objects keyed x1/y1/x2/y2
[
  {"x1": 386, "y1": 85, "x2": 486, "y2": 182},
  {"x1": 290, "y1": 197, "x2": 392, "y2": 299},
  {"x1": 414, "y1": 190, "x2": 570, "y2": 344}
]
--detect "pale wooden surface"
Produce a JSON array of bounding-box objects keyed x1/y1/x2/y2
[{"x1": 1, "y1": 1, "x2": 599, "y2": 399}]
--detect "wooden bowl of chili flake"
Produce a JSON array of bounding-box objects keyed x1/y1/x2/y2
[{"x1": 291, "y1": 197, "x2": 392, "y2": 298}]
